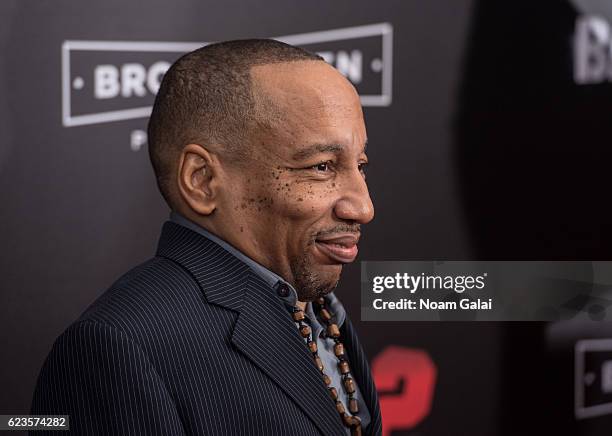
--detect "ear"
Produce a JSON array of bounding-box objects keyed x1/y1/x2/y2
[{"x1": 177, "y1": 143, "x2": 220, "y2": 216}]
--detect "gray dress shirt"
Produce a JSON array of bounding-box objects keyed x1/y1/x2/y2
[{"x1": 169, "y1": 211, "x2": 371, "y2": 433}]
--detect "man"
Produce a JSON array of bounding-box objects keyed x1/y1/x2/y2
[{"x1": 32, "y1": 39, "x2": 380, "y2": 436}]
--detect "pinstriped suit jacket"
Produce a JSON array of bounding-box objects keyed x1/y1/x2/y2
[{"x1": 31, "y1": 221, "x2": 383, "y2": 435}]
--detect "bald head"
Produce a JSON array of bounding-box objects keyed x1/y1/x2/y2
[
  {"x1": 147, "y1": 39, "x2": 324, "y2": 209},
  {"x1": 251, "y1": 61, "x2": 363, "y2": 145}
]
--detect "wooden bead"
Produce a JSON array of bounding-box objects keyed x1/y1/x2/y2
[
  {"x1": 344, "y1": 377, "x2": 355, "y2": 394},
  {"x1": 327, "y1": 323, "x2": 340, "y2": 338},
  {"x1": 338, "y1": 360, "x2": 350, "y2": 375},
  {"x1": 299, "y1": 325, "x2": 311, "y2": 337},
  {"x1": 316, "y1": 297, "x2": 325, "y2": 305},
  {"x1": 320, "y1": 308, "x2": 332, "y2": 320},
  {"x1": 349, "y1": 398, "x2": 359, "y2": 414},
  {"x1": 328, "y1": 387, "x2": 338, "y2": 400},
  {"x1": 323, "y1": 374, "x2": 332, "y2": 386},
  {"x1": 315, "y1": 356, "x2": 324, "y2": 372},
  {"x1": 292, "y1": 310, "x2": 304, "y2": 321},
  {"x1": 308, "y1": 341, "x2": 318, "y2": 353},
  {"x1": 344, "y1": 414, "x2": 361, "y2": 426},
  {"x1": 334, "y1": 343, "x2": 345, "y2": 357},
  {"x1": 342, "y1": 413, "x2": 352, "y2": 426},
  {"x1": 347, "y1": 416, "x2": 362, "y2": 435},
  {"x1": 335, "y1": 401, "x2": 346, "y2": 415}
]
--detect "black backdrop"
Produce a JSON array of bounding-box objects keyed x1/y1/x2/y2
[{"x1": 1, "y1": 1, "x2": 611, "y2": 435}]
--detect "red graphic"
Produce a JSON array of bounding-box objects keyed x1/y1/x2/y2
[{"x1": 372, "y1": 346, "x2": 437, "y2": 436}]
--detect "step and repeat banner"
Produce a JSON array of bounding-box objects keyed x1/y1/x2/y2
[{"x1": 2, "y1": 0, "x2": 612, "y2": 435}]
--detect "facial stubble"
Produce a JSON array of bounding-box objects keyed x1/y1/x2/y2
[{"x1": 290, "y1": 239, "x2": 340, "y2": 302}]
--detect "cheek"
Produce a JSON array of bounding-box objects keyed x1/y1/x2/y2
[
  {"x1": 230, "y1": 184, "x2": 276, "y2": 226},
  {"x1": 272, "y1": 180, "x2": 335, "y2": 220}
]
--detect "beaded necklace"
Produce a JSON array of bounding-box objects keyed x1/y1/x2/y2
[{"x1": 290, "y1": 296, "x2": 362, "y2": 436}]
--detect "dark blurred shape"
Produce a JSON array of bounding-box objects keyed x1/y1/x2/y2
[{"x1": 455, "y1": 1, "x2": 612, "y2": 435}]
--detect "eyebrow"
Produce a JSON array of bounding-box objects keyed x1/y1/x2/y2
[{"x1": 292, "y1": 140, "x2": 368, "y2": 161}]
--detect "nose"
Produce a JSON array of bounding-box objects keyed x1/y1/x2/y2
[{"x1": 333, "y1": 170, "x2": 375, "y2": 225}]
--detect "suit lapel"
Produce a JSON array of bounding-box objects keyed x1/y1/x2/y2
[
  {"x1": 156, "y1": 221, "x2": 346, "y2": 435},
  {"x1": 156, "y1": 221, "x2": 252, "y2": 312},
  {"x1": 231, "y1": 273, "x2": 346, "y2": 436}
]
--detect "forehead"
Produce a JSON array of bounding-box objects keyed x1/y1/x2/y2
[{"x1": 250, "y1": 61, "x2": 366, "y2": 155}]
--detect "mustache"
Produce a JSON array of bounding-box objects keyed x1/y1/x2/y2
[{"x1": 314, "y1": 224, "x2": 361, "y2": 239}]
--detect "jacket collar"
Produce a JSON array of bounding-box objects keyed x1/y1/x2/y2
[
  {"x1": 156, "y1": 220, "x2": 252, "y2": 312},
  {"x1": 156, "y1": 221, "x2": 348, "y2": 435}
]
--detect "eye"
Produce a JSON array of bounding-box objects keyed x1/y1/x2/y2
[
  {"x1": 312, "y1": 161, "x2": 331, "y2": 172},
  {"x1": 358, "y1": 162, "x2": 368, "y2": 173}
]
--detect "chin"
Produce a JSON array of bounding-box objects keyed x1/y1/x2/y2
[
  {"x1": 314, "y1": 264, "x2": 343, "y2": 290},
  {"x1": 292, "y1": 259, "x2": 343, "y2": 301},
  {"x1": 321, "y1": 263, "x2": 343, "y2": 279}
]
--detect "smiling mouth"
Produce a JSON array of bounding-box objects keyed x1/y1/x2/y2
[{"x1": 314, "y1": 234, "x2": 360, "y2": 264}]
